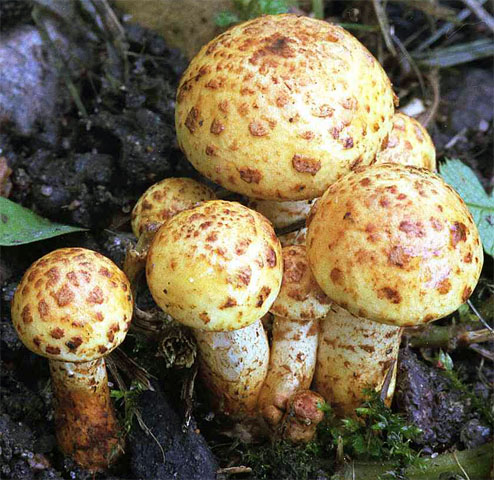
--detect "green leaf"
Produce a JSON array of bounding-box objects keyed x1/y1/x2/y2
[
  {"x1": 413, "y1": 39, "x2": 494, "y2": 68},
  {"x1": 439, "y1": 158, "x2": 494, "y2": 257},
  {"x1": 438, "y1": 349, "x2": 454, "y2": 371},
  {"x1": 0, "y1": 198, "x2": 87, "y2": 246}
]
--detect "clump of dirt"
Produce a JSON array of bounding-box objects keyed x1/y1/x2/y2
[
  {"x1": 4, "y1": 2, "x2": 189, "y2": 229},
  {"x1": 395, "y1": 348, "x2": 492, "y2": 453}
]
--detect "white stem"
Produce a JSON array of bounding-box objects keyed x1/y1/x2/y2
[
  {"x1": 194, "y1": 320, "x2": 269, "y2": 417},
  {"x1": 314, "y1": 306, "x2": 402, "y2": 416},
  {"x1": 258, "y1": 315, "x2": 319, "y2": 426}
]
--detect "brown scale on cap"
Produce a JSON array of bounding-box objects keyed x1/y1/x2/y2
[
  {"x1": 146, "y1": 200, "x2": 283, "y2": 332},
  {"x1": 376, "y1": 113, "x2": 436, "y2": 171},
  {"x1": 131, "y1": 177, "x2": 216, "y2": 238},
  {"x1": 307, "y1": 163, "x2": 483, "y2": 326},
  {"x1": 176, "y1": 14, "x2": 396, "y2": 200},
  {"x1": 12, "y1": 248, "x2": 133, "y2": 362}
]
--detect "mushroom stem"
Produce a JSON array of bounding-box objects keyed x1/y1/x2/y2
[
  {"x1": 314, "y1": 306, "x2": 402, "y2": 417},
  {"x1": 193, "y1": 320, "x2": 269, "y2": 417},
  {"x1": 123, "y1": 224, "x2": 160, "y2": 297},
  {"x1": 258, "y1": 316, "x2": 319, "y2": 427},
  {"x1": 49, "y1": 358, "x2": 122, "y2": 471}
]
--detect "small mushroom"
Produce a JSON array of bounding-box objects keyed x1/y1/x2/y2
[
  {"x1": 11, "y1": 248, "x2": 133, "y2": 471},
  {"x1": 248, "y1": 198, "x2": 316, "y2": 246},
  {"x1": 376, "y1": 113, "x2": 436, "y2": 170},
  {"x1": 146, "y1": 200, "x2": 283, "y2": 416},
  {"x1": 176, "y1": 14, "x2": 396, "y2": 200},
  {"x1": 314, "y1": 305, "x2": 401, "y2": 417},
  {"x1": 307, "y1": 163, "x2": 483, "y2": 326},
  {"x1": 258, "y1": 245, "x2": 331, "y2": 430},
  {"x1": 131, "y1": 177, "x2": 216, "y2": 238},
  {"x1": 279, "y1": 390, "x2": 326, "y2": 443},
  {"x1": 125, "y1": 177, "x2": 216, "y2": 291}
]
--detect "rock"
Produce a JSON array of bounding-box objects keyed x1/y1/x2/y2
[
  {"x1": 395, "y1": 348, "x2": 472, "y2": 452},
  {"x1": 130, "y1": 389, "x2": 217, "y2": 480},
  {"x1": 460, "y1": 419, "x2": 491, "y2": 449},
  {"x1": 0, "y1": 3, "x2": 94, "y2": 144}
]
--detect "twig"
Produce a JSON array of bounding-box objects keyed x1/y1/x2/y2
[
  {"x1": 468, "y1": 299, "x2": 494, "y2": 333},
  {"x1": 181, "y1": 362, "x2": 198, "y2": 432},
  {"x1": 461, "y1": 0, "x2": 494, "y2": 34},
  {"x1": 372, "y1": 0, "x2": 397, "y2": 56},
  {"x1": 405, "y1": 325, "x2": 494, "y2": 350},
  {"x1": 379, "y1": 358, "x2": 396, "y2": 403},
  {"x1": 453, "y1": 450, "x2": 471, "y2": 480},
  {"x1": 217, "y1": 466, "x2": 253, "y2": 475},
  {"x1": 390, "y1": 27, "x2": 426, "y2": 98},
  {"x1": 108, "y1": 348, "x2": 156, "y2": 391},
  {"x1": 469, "y1": 344, "x2": 494, "y2": 361},
  {"x1": 331, "y1": 443, "x2": 492, "y2": 479},
  {"x1": 421, "y1": 69, "x2": 440, "y2": 128},
  {"x1": 31, "y1": 6, "x2": 88, "y2": 118}
]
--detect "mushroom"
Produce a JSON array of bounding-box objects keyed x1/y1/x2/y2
[
  {"x1": 175, "y1": 14, "x2": 396, "y2": 201},
  {"x1": 314, "y1": 305, "x2": 401, "y2": 417},
  {"x1": 248, "y1": 198, "x2": 316, "y2": 246},
  {"x1": 306, "y1": 163, "x2": 483, "y2": 327},
  {"x1": 125, "y1": 177, "x2": 216, "y2": 291},
  {"x1": 258, "y1": 245, "x2": 331, "y2": 430},
  {"x1": 279, "y1": 390, "x2": 326, "y2": 443},
  {"x1": 146, "y1": 200, "x2": 283, "y2": 416},
  {"x1": 376, "y1": 113, "x2": 436, "y2": 170},
  {"x1": 306, "y1": 163, "x2": 483, "y2": 415},
  {"x1": 11, "y1": 248, "x2": 133, "y2": 471}
]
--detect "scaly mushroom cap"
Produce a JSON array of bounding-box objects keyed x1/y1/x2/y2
[
  {"x1": 270, "y1": 245, "x2": 331, "y2": 321},
  {"x1": 306, "y1": 164, "x2": 483, "y2": 326},
  {"x1": 146, "y1": 200, "x2": 283, "y2": 331},
  {"x1": 376, "y1": 113, "x2": 436, "y2": 171},
  {"x1": 131, "y1": 177, "x2": 216, "y2": 238},
  {"x1": 11, "y1": 248, "x2": 133, "y2": 362},
  {"x1": 176, "y1": 14, "x2": 396, "y2": 200}
]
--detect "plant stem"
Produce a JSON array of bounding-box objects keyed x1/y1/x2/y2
[
  {"x1": 331, "y1": 443, "x2": 493, "y2": 480},
  {"x1": 405, "y1": 325, "x2": 494, "y2": 350}
]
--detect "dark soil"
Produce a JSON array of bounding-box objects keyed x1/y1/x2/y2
[{"x1": 1, "y1": 1, "x2": 493, "y2": 479}]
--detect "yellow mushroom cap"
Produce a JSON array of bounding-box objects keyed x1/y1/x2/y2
[
  {"x1": 146, "y1": 200, "x2": 283, "y2": 331},
  {"x1": 270, "y1": 245, "x2": 331, "y2": 321},
  {"x1": 376, "y1": 113, "x2": 436, "y2": 171},
  {"x1": 176, "y1": 14, "x2": 396, "y2": 201},
  {"x1": 11, "y1": 248, "x2": 133, "y2": 362},
  {"x1": 306, "y1": 163, "x2": 483, "y2": 326},
  {"x1": 247, "y1": 198, "x2": 316, "y2": 229},
  {"x1": 131, "y1": 177, "x2": 216, "y2": 238}
]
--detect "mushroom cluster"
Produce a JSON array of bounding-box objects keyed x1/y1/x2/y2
[{"x1": 9, "y1": 11, "x2": 485, "y2": 472}]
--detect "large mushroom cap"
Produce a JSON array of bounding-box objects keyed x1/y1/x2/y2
[
  {"x1": 11, "y1": 248, "x2": 133, "y2": 362},
  {"x1": 376, "y1": 113, "x2": 436, "y2": 171},
  {"x1": 270, "y1": 245, "x2": 331, "y2": 321},
  {"x1": 146, "y1": 200, "x2": 283, "y2": 331},
  {"x1": 306, "y1": 163, "x2": 483, "y2": 326},
  {"x1": 176, "y1": 14, "x2": 396, "y2": 200},
  {"x1": 131, "y1": 177, "x2": 216, "y2": 238}
]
